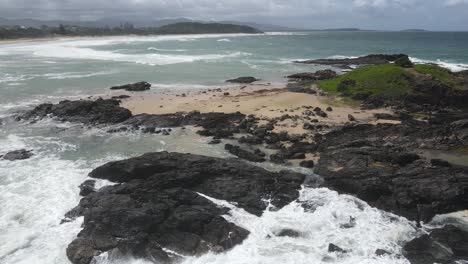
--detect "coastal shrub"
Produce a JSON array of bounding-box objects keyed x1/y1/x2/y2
[
  {"x1": 395, "y1": 56, "x2": 413, "y2": 68},
  {"x1": 319, "y1": 64, "x2": 412, "y2": 97}
]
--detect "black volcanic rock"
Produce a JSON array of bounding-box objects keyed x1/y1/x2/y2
[
  {"x1": 226, "y1": 77, "x2": 259, "y2": 84},
  {"x1": 225, "y1": 144, "x2": 266, "y2": 163},
  {"x1": 110, "y1": 82, "x2": 151, "y2": 91},
  {"x1": 66, "y1": 152, "x2": 305, "y2": 264},
  {"x1": 1, "y1": 149, "x2": 33, "y2": 161},
  {"x1": 287, "y1": 70, "x2": 337, "y2": 81},
  {"x1": 20, "y1": 99, "x2": 132, "y2": 125},
  {"x1": 295, "y1": 54, "x2": 408, "y2": 68},
  {"x1": 315, "y1": 123, "x2": 468, "y2": 222},
  {"x1": 403, "y1": 225, "x2": 468, "y2": 264}
]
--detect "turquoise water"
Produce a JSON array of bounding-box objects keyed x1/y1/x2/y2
[
  {"x1": 0, "y1": 31, "x2": 468, "y2": 108},
  {"x1": 0, "y1": 31, "x2": 466, "y2": 264}
]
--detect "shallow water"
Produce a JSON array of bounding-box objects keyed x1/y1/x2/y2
[{"x1": 1, "y1": 31, "x2": 468, "y2": 263}]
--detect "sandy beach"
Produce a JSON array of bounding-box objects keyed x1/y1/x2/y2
[{"x1": 120, "y1": 83, "x2": 397, "y2": 134}]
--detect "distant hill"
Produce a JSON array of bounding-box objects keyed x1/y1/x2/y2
[
  {"x1": 0, "y1": 22, "x2": 262, "y2": 40},
  {"x1": 156, "y1": 22, "x2": 262, "y2": 34},
  {"x1": 400, "y1": 29, "x2": 428, "y2": 32}
]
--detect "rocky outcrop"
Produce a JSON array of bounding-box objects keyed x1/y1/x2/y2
[
  {"x1": 287, "y1": 70, "x2": 337, "y2": 81},
  {"x1": 403, "y1": 225, "x2": 468, "y2": 264},
  {"x1": 315, "y1": 123, "x2": 468, "y2": 222},
  {"x1": 110, "y1": 82, "x2": 151, "y2": 91},
  {"x1": 294, "y1": 54, "x2": 408, "y2": 68},
  {"x1": 224, "y1": 144, "x2": 266, "y2": 163},
  {"x1": 19, "y1": 99, "x2": 132, "y2": 125},
  {"x1": 286, "y1": 83, "x2": 317, "y2": 94},
  {"x1": 66, "y1": 152, "x2": 305, "y2": 264},
  {"x1": 226, "y1": 77, "x2": 259, "y2": 84},
  {"x1": 1, "y1": 149, "x2": 33, "y2": 161}
]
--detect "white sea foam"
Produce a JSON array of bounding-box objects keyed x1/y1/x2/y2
[
  {"x1": 42, "y1": 70, "x2": 116, "y2": 80},
  {"x1": 410, "y1": 57, "x2": 468, "y2": 72},
  {"x1": 147, "y1": 47, "x2": 187, "y2": 52},
  {"x1": 217, "y1": 39, "x2": 232, "y2": 42},
  {"x1": 180, "y1": 187, "x2": 417, "y2": 264}
]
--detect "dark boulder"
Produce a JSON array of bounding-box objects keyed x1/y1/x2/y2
[
  {"x1": 226, "y1": 77, "x2": 259, "y2": 84},
  {"x1": 1, "y1": 149, "x2": 33, "y2": 161},
  {"x1": 403, "y1": 225, "x2": 468, "y2": 264},
  {"x1": 299, "y1": 160, "x2": 315, "y2": 168},
  {"x1": 66, "y1": 152, "x2": 305, "y2": 264},
  {"x1": 110, "y1": 82, "x2": 151, "y2": 91},
  {"x1": 79, "y1": 180, "x2": 96, "y2": 196},
  {"x1": 287, "y1": 70, "x2": 337, "y2": 81},
  {"x1": 328, "y1": 243, "x2": 348, "y2": 253},
  {"x1": 275, "y1": 229, "x2": 301, "y2": 238},
  {"x1": 20, "y1": 99, "x2": 132, "y2": 125},
  {"x1": 225, "y1": 144, "x2": 266, "y2": 163}
]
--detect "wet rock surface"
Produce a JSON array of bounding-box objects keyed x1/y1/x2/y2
[
  {"x1": 315, "y1": 122, "x2": 468, "y2": 222},
  {"x1": 19, "y1": 99, "x2": 132, "y2": 125},
  {"x1": 1, "y1": 149, "x2": 34, "y2": 161},
  {"x1": 66, "y1": 152, "x2": 305, "y2": 264},
  {"x1": 226, "y1": 77, "x2": 259, "y2": 84},
  {"x1": 110, "y1": 81, "x2": 151, "y2": 91},
  {"x1": 287, "y1": 70, "x2": 337, "y2": 81},
  {"x1": 294, "y1": 54, "x2": 408, "y2": 68},
  {"x1": 403, "y1": 225, "x2": 468, "y2": 264}
]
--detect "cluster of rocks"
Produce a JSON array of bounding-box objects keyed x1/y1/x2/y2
[
  {"x1": 287, "y1": 69, "x2": 337, "y2": 81},
  {"x1": 65, "y1": 152, "x2": 305, "y2": 264},
  {"x1": 294, "y1": 54, "x2": 409, "y2": 68}
]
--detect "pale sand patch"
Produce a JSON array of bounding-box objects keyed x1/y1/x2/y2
[{"x1": 121, "y1": 84, "x2": 397, "y2": 134}]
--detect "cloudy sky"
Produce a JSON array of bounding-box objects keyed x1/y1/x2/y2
[{"x1": 0, "y1": 0, "x2": 467, "y2": 30}]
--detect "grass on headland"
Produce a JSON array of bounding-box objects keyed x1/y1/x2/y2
[
  {"x1": 413, "y1": 64, "x2": 466, "y2": 90},
  {"x1": 319, "y1": 64, "x2": 412, "y2": 97}
]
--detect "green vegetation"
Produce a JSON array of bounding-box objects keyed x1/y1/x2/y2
[
  {"x1": 395, "y1": 56, "x2": 413, "y2": 68},
  {"x1": 414, "y1": 64, "x2": 465, "y2": 90},
  {"x1": 0, "y1": 22, "x2": 262, "y2": 40},
  {"x1": 319, "y1": 64, "x2": 412, "y2": 97}
]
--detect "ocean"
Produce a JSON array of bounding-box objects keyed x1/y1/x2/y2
[{"x1": 0, "y1": 31, "x2": 467, "y2": 264}]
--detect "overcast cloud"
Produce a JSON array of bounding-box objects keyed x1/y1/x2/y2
[{"x1": 0, "y1": 0, "x2": 467, "y2": 30}]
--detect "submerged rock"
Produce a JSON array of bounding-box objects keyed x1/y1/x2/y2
[
  {"x1": 110, "y1": 81, "x2": 151, "y2": 91},
  {"x1": 226, "y1": 77, "x2": 259, "y2": 84},
  {"x1": 1, "y1": 149, "x2": 33, "y2": 161},
  {"x1": 66, "y1": 152, "x2": 305, "y2": 264}
]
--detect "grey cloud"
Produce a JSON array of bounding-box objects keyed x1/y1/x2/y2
[{"x1": 0, "y1": 0, "x2": 466, "y2": 30}]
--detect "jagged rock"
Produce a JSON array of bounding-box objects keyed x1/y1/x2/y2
[
  {"x1": 66, "y1": 152, "x2": 305, "y2": 264},
  {"x1": 328, "y1": 243, "x2": 348, "y2": 253},
  {"x1": 287, "y1": 70, "x2": 337, "y2": 81},
  {"x1": 225, "y1": 144, "x2": 266, "y2": 163},
  {"x1": 110, "y1": 82, "x2": 151, "y2": 91},
  {"x1": 79, "y1": 180, "x2": 96, "y2": 196},
  {"x1": 20, "y1": 99, "x2": 132, "y2": 125},
  {"x1": 1, "y1": 149, "x2": 33, "y2": 161},
  {"x1": 295, "y1": 54, "x2": 408, "y2": 68},
  {"x1": 226, "y1": 77, "x2": 259, "y2": 84},
  {"x1": 403, "y1": 225, "x2": 468, "y2": 264},
  {"x1": 315, "y1": 124, "x2": 468, "y2": 222}
]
